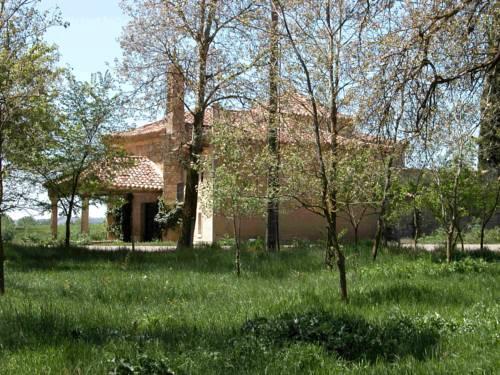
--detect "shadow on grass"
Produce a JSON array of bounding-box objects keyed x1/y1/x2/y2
[
  {"x1": 0, "y1": 302, "x2": 219, "y2": 354},
  {"x1": 239, "y1": 310, "x2": 439, "y2": 362},
  {"x1": 0, "y1": 304, "x2": 439, "y2": 366},
  {"x1": 353, "y1": 283, "x2": 472, "y2": 306},
  {"x1": 5, "y1": 244, "x2": 325, "y2": 278}
]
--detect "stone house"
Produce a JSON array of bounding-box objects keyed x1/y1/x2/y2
[{"x1": 49, "y1": 72, "x2": 401, "y2": 244}]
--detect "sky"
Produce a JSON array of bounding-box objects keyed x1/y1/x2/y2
[
  {"x1": 42, "y1": 0, "x2": 126, "y2": 80},
  {"x1": 11, "y1": 1, "x2": 128, "y2": 220}
]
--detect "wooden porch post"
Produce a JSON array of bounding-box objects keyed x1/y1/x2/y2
[
  {"x1": 81, "y1": 195, "x2": 90, "y2": 235},
  {"x1": 50, "y1": 195, "x2": 58, "y2": 240}
]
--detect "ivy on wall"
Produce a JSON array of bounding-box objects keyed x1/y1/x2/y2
[
  {"x1": 154, "y1": 199, "x2": 183, "y2": 230},
  {"x1": 106, "y1": 196, "x2": 127, "y2": 240}
]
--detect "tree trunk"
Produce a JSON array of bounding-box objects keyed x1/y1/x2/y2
[
  {"x1": 266, "y1": 0, "x2": 280, "y2": 252},
  {"x1": 0, "y1": 212, "x2": 4, "y2": 295},
  {"x1": 232, "y1": 214, "x2": 241, "y2": 277},
  {"x1": 177, "y1": 1, "x2": 215, "y2": 249},
  {"x1": 413, "y1": 207, "x2": 420, "y2": 251},
  {"x1": 478, "y1": 15, "x2": 499, "y2": 172},
  {"x1": 336, "y1": 248, "x2": 348, "y2": 302},
  {"x1": 325, "y1": 226, "x2": 334, "y2": 269},
  {"x1": 480, "y1": 222, "x2": 486, "y2": 251},
  {"x1": 64, "y1": 194, "x2": 76, "y2": 248},
  {"x1": 446, "y1": 224, "x2": 454, "y2": 263},
  {"x1": 457, "y1": 228, "x2": 464, "y2": 252},
  {"x1": 372, "y1": 156, "x2": 393, "y2": 261},
  {"x1": 372, "y1": 218, "x2": 383, "y2": 259},
  {"x1": 328, "y1": 223, "x2": 347, "y2": 302},
  {"x1": 354, "y1": 224, "x2": 359, "y2": 249},
  {"x1": 0, "y1": 150, "x2": 5, "y2": 294},
  {"x1": 177, "y1": 167, "x2": 198, "y2": 249}
]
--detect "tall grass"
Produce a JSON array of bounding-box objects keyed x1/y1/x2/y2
[
  {"x1": 0, "y1": 244, "x2": 498, "y2": 374},
  {"x1": 11, "y1": 222, "x2": 107, "y2": 245}
]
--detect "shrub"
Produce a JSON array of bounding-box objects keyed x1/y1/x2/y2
[
  {"x1": 109, "y1": 353, "x2": 175, "y2": 375},
  {"x1": 1, "y1": 215, "x2": 15, "y2": 242},
  {"x1": 240, "y1": 310, "x2": 440, "y2": 362}
]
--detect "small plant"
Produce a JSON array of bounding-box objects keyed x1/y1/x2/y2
[
  {"x1": 244, "y1": 237, "x2": 265, "y2": 252},
  {"x1": 108, "y1": 353, "x2": 175, "y2": 375},
  {"x1": 443, "y1": 257, "x2": 488, "y2": 274},
  {"x1": 217, "y1": 234, "x2": 235, "y2": 247},
  {"x1": 107, "y1": 197, "x2": 128, "y2": 240},
  {"x1": 154, "y1": 199, "x2": 183, "y2": 230},
  {"x1": 240, "y1": 310, "x2": 440, "y2": 362}
]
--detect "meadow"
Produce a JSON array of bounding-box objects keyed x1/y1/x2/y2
[
  {"x1": 0, "y1": 243, "x2": 498, "y2": 374},
  {"x1": 10, "y1": 221, "x2": 108, "y2": 245}
]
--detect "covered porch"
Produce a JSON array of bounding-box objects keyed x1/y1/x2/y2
[{"x1": 48, "y1": 156, "x2": 166, "y2": 243}]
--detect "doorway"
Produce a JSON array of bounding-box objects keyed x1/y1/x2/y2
[{"x1": 143, "y1": 202, "x2": 160, "y2": 241}]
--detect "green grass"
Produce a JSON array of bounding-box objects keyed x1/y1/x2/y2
[
  {"x1": 12, "y1": 222, "x2": 107, "y2": 244},
  {"x1": 419, "y1": 226, "x2": 500, "y2": 245},
  {"x1": 0, "y1": 244, "x2": 498, "y2": 374}
]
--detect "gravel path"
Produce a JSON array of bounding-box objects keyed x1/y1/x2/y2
[
  {"x1": 401, "y1": 243, "x2": 500, "y2": 252},
  {"x1": 85, "y1": 244, "x2": 176, "y2": 252},
  {"x1": 84, "y1": 243, "x2": 500, "y2": 252}
]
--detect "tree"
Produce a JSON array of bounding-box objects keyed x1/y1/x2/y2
[
  {"x1": 479, "y1": 5, "x2": 499, "y2": 172},
  {"x1": 16, "y1": 216, "x2": 37, "y2": 228},
  {"x1": 0, "y1": 0, "x2": 61, "y2": 295},
  {"x1": 421, "y1": 96, "x2": 479, "y2": 262},
  {"x1": 358, "y1": 0, "x2": 499, "y2": 260},
  {"x1": 0, "y1": 214, "x2": 14, "y2": 242},
  {"x1": 119, "y1": 0, "x2": 261, "y2": 249},
  {"x1": 470, "y1": 169, "x2": 500, "y2": 251},
  {"x1": 27, "y1": 72, "x2": 123, "y2": 248},
  {"x1": 337, "y1": 145, "x2": 383, "y2": 249},
  {"x1": 276, "y1": 0, "x2": 379, "y2": 301},
  {"x1": 199, "y1": 118, "x2": 267, "y2": 276},
  {"x1": 266, "y1": 0, "x2": 280, "y2": 252}
]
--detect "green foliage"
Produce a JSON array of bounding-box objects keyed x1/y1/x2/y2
[
  {"x1": 107, "y1": 197, "x2": 127, "y2": 240},
  {"x1": 202, "y1": 120, "x2": 268, "y2": 220},
  {"x1": 1, "y1": 215, "x2": 15, "y2": 242},
  {"x1": 9, "y1": 220, "x2": 107, "y2": 245},
  {"x1": 0, "y1": 1, "x2": 62, "y2": 217},
  {"x1": 36, "y1": 71, "x2": 125, "y2": 195},
  {"x1": 109, "y1": 352, "x2": 175, "y2": 375},
  {"x1": 421, "y1": 225, "x2": 500, "y2": 245},
  {"x1": 200, "y1": 120, "x2": 268, "y2": 249},
  {"x1": 241, "y1": 310, "x2": 439, "y2": 362},
  {"x1": 154, "y1": 199, "x2": 183, "y2": 230},
  {"x1": 15, "y1": 216, "x2": 37, "y2": 228}
]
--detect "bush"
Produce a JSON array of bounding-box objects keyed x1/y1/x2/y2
[
  {"x1": 1, "y1": 215, "x2": 15, "y2": 242},
  {"x1": 240, "y1": 310, "x2": 440, "y2": 362},
  {"x1": 109, "y1": 353, "x2": 175, "y2": 375}
]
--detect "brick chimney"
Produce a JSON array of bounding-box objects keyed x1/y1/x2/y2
[
  {"x1": 163, "y1": 64, "x2": 186, "y2": 209},
  {"x1": 166, "y1": 64, "x2": 185, "y2": 136}
]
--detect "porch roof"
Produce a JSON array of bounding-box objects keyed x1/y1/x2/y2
[{"x1": 98, "y1": 156, "x2": 163, "y2": 192}]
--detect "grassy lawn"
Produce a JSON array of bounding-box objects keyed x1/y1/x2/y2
[
  {"x1": 419, "y1": 226, "x2": 500, "y2": 245},
  {"x1": 0, "y1": 244, "x2": 498, "y2": 374},
  {"x1": 11, "y1": 222, "x2": 108, "y2": 245}
]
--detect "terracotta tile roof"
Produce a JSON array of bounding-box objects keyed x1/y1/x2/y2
[
  {"x1": 113, "y1": 109, "x2": 215, "y2": 139},
  {"x1": 113, "y1": 119, "x2": 167, "y2": 138},
  {"x1": 111, "y1": 96, "x2": 386, "y2": 148},
  {"x1": 97, "y1": 156, "x2": 163, "y2": 192}
]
